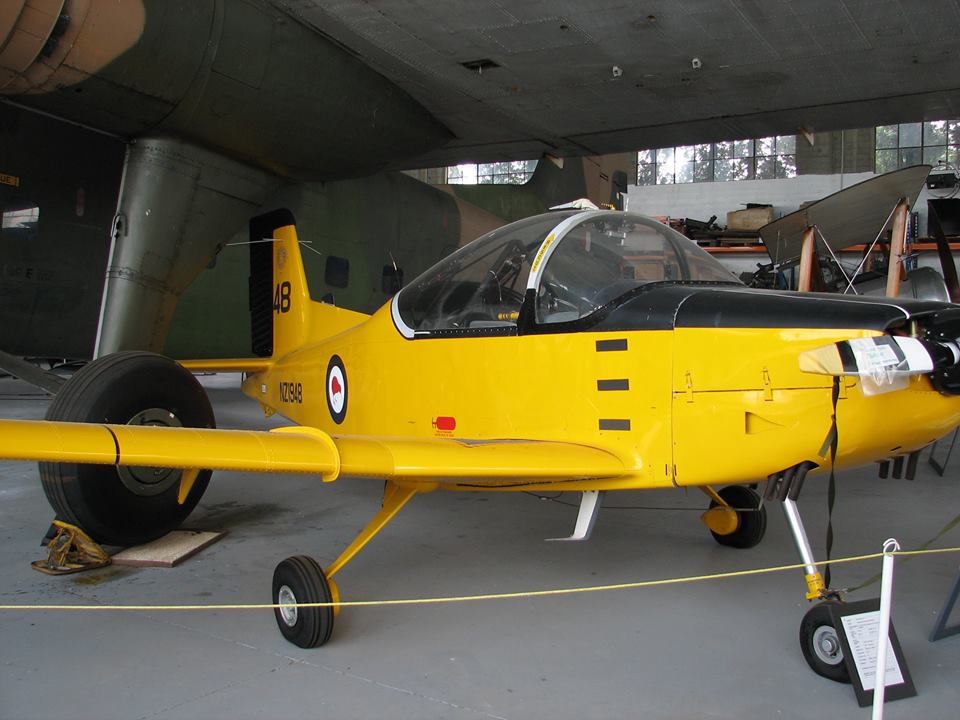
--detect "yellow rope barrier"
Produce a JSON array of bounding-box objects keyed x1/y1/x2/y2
[{"x1": 2, "y1": 546, "x2": 958, "y2": 612}]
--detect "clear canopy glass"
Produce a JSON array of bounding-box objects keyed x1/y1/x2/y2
[
  {"x1": 394, "y1": 212, "x2": 572, "y2": 334},
  {"x1": 393, "y1": 210, "x2": 740, "y2": 335},
  {"x1": 535, "y1": 212, "x2": 738, "y2": 323}
]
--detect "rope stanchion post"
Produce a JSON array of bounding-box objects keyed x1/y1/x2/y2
[{"x1": 872, "y1": 538, "x2": 900, "y2": 720}]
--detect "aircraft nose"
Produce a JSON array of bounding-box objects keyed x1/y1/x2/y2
[
  {"x1": 800, "y1": 335, "x2": 960, "y2": 386},
  {"x1": 833, "y1": 371, "x2": 960, "y2": 470},
  {"x1": 800, "y1": 302, "x2": 960, "y2": 395},
  {"x1": 797, "y1": 312, "x2": 960, "y2": 469}
]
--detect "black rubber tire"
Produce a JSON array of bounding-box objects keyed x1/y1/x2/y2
[
  {"x1": 799, "y1": 601, "x2": 851, "y2": 683},
  {"x1": 39, "y1": 351, "x2": 214, "y2": 546},
  {"x1": 272, "y1": 555, "x2": 335, "y2": 648},
  {"x1": 708, "y1": 485, "x2": 767, "y2": 548}
]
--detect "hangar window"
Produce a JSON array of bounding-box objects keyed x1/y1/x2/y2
[
  {"x1": 1, "y1": 204, "x2": 39, "y2": 241},
  {"x1": 876, "y1": 120, "x2": 959, "y2": 174},
  {"x1": 638, "y1": 136, "x2": 796, "y2": 185},
  {"x1": 448, "y1": 160, "x2": 538, "y2": 184},
  {"x1": 403, "y1": 160, "x2": 539, "y2": 185},
  {"x1": 325, "y1": 255, "x2": 349, "y2": 288},
  {"x1": 755, "y1": 136, "x2": 797, "y2": 179}
]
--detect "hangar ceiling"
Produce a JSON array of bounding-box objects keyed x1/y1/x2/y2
[
  {"x1": 274, "y1": 0, "x2": 960, "y2": 167},
  {"x1": 2, "y1": 1, "x2": 959, "y2": 179}
]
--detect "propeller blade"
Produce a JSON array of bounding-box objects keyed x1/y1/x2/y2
[{"x1": 799, "y1": 335, "x2": 958, "y2": 378}]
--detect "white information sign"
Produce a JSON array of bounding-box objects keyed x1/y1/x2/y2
[{"x1": 841, "y1": 611, "x2": 905, "y2": 691}]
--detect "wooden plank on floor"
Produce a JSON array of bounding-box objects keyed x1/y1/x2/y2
[{"x1": 111, "y1": 530, "x2": 225, "y2": 568}]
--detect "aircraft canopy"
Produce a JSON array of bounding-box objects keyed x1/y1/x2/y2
[{"x1": 392, "y1": 210, "x2": 739, "y2": 337}]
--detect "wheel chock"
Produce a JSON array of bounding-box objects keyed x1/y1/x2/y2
[{"x1": 31, "y1": 521, "x2": 111, "y2": 575}]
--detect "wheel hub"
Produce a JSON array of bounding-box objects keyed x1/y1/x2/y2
[
  {"x1": 116, "y1": 408, "x2": 183, "y2": 497},
  {"x1": 812, "y1": 626, "x2": 843, "y2": 665},
  {"x1": 278, "y1": 585, "x2": 298, "y2": 626}
]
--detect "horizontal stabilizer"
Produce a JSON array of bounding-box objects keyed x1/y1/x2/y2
[
  {"x1": 0, "y1": 350, "x2": 65, "y2": 395},
  {"x1": 178, "y1": 358, "x2": 274, "y2": 374}
]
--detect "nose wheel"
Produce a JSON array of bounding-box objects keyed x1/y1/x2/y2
[
  {"x1": 799, "y1": 601, "x2": 850, "y2": 683},
  {"x1": 776, "y1": 496, "x2": 852, "y2": 683},
  {"x1": 272, "y1": 555, "x2": 335, "y2": 648}
]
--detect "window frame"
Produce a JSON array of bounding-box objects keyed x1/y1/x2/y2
[{"x1": 638, "y1": 135, "x2": 797, "y2": 186}]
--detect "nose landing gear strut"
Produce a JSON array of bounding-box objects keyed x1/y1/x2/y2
[{"x1": 773, "y1": 464, "x2": 851, "y2": 683}]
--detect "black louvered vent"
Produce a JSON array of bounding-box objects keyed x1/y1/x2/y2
[{"x1": 248, "y1": 212, "x2": 284, "y2": 357}]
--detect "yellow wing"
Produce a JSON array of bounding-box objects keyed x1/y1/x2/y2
[
  {"x1": 0, "y1": 419, "x2": 625, "y2": 485},
  {"x1": 335, "y1": 436, "x2": 624, "y2": 483}
]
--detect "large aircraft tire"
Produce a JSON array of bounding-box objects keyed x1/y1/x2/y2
[{"x1": 39, "y1": 351, "x2": 214, "y2": 546}]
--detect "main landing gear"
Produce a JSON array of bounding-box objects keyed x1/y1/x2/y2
[
  {"x1": 40, "y1": 352, "x2": 214, "y2": 546},
  {"x1": 700, "y1": 485, "x2": 767, "y2": 548},
  {"x1": 273, "y1": 556, "x2": 336, "y2": 648},
  {"x1": 272, "y1": 482, "x2": 418, "y2": 648},
  {"x1": 275, "y1": 475, "x2": 847, "y2": 667}
]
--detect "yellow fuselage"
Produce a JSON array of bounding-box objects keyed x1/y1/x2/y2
[{"x1": 244, "y1": 303, "x2": 960, "y2": 492}]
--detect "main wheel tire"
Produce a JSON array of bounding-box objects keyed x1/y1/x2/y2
[
  {"x1": 799, "y1": 601, "x2": 851, "y2": 683},
  {"x1": 39, "y1": 351, "x2": 214, "y2": 546},
  {"x1": 708, "y1": 485, "x2": 767, "y2": 548},
  {"x1": 273, "y1": 555, "x2": 335, "y2": 648}
]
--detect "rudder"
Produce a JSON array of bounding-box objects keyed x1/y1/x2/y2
[{"x1": 249, "y1": 209, "x2": 312, "y2": 360}]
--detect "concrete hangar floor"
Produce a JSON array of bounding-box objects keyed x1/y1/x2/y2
[{"x1": 1, "y1": 373, "x2": 958, "y2": 720}]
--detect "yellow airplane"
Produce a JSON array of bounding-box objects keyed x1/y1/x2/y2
[{"x1": 3, "y1": 208, "x2": 960, "y2": 681}]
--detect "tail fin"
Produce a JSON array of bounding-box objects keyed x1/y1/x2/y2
[
  {"x1": 248, "y1": 209, "x2": 369, "y2": 363},
  {"x1": 525, "y1": 154, "x2": 632, "y2": 210},
  {"x1": 180, "y1": 209, "x2": 367, "y2": 373},
  {"x1": 249, "y1": 209, "x2": 313, "y2": 360}
]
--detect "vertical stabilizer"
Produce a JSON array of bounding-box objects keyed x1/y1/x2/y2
[{"x1": 249, "y1": 209, "x2": 312, "y2": 360}]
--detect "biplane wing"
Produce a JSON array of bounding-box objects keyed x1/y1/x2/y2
[
  {"x1": 0, "y1": 419, "x2": 626, "y2": 487},
  {"x1": 757, "y1": 165, "x2": 931, "y2": 263}
]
